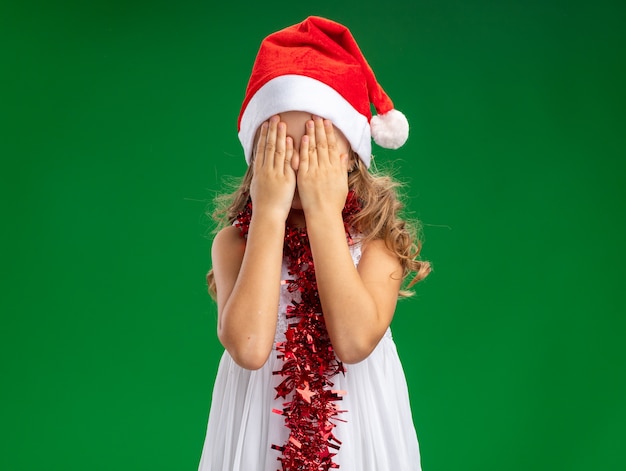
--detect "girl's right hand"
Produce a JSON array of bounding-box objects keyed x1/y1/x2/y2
[{"x1": 249, "y1": 115, "x2": 296, "y2": 222}]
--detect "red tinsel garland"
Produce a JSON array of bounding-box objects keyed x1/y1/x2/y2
[{"x1": 234, "y1": 191, "x2": 361, "y2": 471}]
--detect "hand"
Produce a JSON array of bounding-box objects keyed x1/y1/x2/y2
[
  {"x1": 249, "y1": 115, "x2": 296, "y2": 222},
  {"x1": 296, "y1": 116, "x2": 350, "y2": 217}
]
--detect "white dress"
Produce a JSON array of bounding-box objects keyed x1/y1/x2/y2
[{"x1": 198, "y1": 241, "x2": 422, "y2": 471}]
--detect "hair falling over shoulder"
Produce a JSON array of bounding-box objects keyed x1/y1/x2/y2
[
  {"x1": 346, "y1": 155, "x2": 431, "y2": 297},
  {"x1": 206, "y1": 153, "x2": 431, "y2": 299}
]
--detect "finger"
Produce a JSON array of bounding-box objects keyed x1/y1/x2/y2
[
  {"x1": 275, "y1": 121, "x2": 287, "y2": 169},
  {"x1": 284, "y1": 135, "x2": 294, "y2": 174},
  {"x1": 291, "y1": 143, "x2": 300, "y2": 172},
  {"x1": 340, "y1": 153, "x2": 350, "y2": 173},
  {"x1": 253, "y1": 121, "x2": 269, "y2": 170},
  {"x1": 322, "y1": 118, "x2": 338, "y2": 164},
  {"x1": 313, "y1": 115, "x2": 329, "y2": 164},
  {"x1": 264, "y1": 115, "x2": 279, "y2": 167},
  {"x1": 305, "y1": 118, "x2": 318, "y2": 168},
  {"x1": 299, "y1": 134, "x2": 310, "y2": 174}
]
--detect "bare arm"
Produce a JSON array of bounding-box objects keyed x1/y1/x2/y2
[
  {"x1": 212, "y1": 218, "x2": 285, "y2": 369},
  {"x1": 298, "y1": 116, "x2": 402, "y2": 364},
  {"x1": 305, "y1": 212, "x2": 402, "y2": 364},
  {"x1": 212, "y1": 116, "x2": 296, "y2": 370}
]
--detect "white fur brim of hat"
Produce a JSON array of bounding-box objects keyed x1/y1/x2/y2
[{"x1": 239, "y1": 75, "x2": 373, "y2": 167}]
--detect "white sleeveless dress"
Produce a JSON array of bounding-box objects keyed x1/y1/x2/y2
[{"x1": 198, "y1": 241, "x2": 422, "y2": 471}]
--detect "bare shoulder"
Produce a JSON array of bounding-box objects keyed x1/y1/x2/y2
[
  {"x1": 360, "y1": 238, "x2": 401, "y2": 264},
  {"x1": 212, "y1": 225, "x2": 244, "y2": 249},
  {"x1": 210, "y1": 225, "x2": 246, "y2": 303},
  {"x1": 358, "y1": 238, "x2": 403, "y2": 282},
  {"x1": 355, "y1": 238, "x2": 403, "y2": 325},
  {"x1": 211, "y1": 225, "x2": 246, "y2": 267}
]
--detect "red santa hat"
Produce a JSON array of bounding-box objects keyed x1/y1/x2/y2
[{"x1": 237, "y1": 16, "x2": 409, "y2": 168}]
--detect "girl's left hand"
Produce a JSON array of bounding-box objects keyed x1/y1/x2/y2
[{"x1": 296, "y1": 116, "x2": 350, "y2": 217}]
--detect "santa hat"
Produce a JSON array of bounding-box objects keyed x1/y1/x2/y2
[{"x1": 237, "y1": 16, "x2": 409, "y2": 168}]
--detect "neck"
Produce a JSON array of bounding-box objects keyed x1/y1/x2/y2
[{"x1": 286, "y1": 209, "x2": 306, "y2": 229}]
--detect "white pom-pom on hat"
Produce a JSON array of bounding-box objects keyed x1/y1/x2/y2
[{"x1": 371, "y1": 109, "x2": 409, "y2": 149}]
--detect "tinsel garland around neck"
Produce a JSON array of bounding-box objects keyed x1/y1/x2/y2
[{"x1": 234, "y1": 190, "x2": 361, "y2": 471}]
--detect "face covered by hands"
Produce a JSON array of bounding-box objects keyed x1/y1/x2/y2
[{"x1": 250, "y1": 111, "x2": 352, "y2": 224}]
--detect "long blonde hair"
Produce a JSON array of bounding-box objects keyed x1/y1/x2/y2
[{"x1": 206, "y1": 152, "x2": 431, "y2": 298}]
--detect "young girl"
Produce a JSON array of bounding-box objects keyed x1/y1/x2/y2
[{"x1": 199, "y1": 16, "x2": 431, "y2": 471}]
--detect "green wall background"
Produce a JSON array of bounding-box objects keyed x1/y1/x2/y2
[{"x1": 2, "y1": 0, "x2": 625, "y2": 469}]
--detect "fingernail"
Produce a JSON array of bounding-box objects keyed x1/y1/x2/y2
[
  {"x1": 270, "y1": 115, "x2": 279, "y2": 123},
  {"x1": 307, "y1": 120, "x2": 314, "y2": 129}
]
